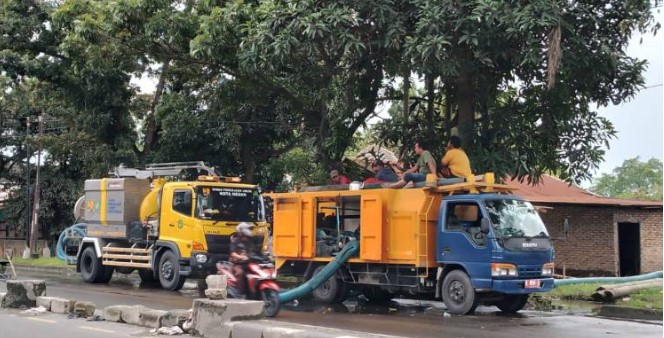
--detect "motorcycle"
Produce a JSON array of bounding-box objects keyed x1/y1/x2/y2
[{"x1": 215, "y1": 256, "x2": 281, "y2": 317}]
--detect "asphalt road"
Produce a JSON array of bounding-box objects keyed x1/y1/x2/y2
[{"x1": 1, "y1": 273, "x2": 661, "y2": 338}]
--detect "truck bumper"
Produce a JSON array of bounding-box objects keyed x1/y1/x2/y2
[
  {"x1": 184, "y1": 251, "x2": 228, "y2": 278},
  {"x1": 491, "y1": 277, "x2": 554, "y2": 294}
]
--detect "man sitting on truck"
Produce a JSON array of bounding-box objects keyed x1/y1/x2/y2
[
  {"x1": 228, "y1": 222, "x2": 258, "y2": 298},
  {"x1": 388, "y1": 141, "x2": 436, "y2": 188},
  {"x1": 439, "y1": 135, "x2": 472, "y2": 179}
]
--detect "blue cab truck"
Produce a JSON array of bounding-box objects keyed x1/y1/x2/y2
[
  {"x1": 436, "y1": 193, "x2": 555, "y2": 314},
  {"x1": 270, "y1": 179, "x2": 555, "y2": 315}
]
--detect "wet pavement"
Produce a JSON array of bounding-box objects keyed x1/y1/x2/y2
[{"x1": 1, "y1": 273, "x2": 661, "y2": 338}]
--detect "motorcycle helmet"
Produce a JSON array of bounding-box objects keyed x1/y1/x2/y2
[{"x1": 236, "y1": 222, "x2": 255, "y2": 237}]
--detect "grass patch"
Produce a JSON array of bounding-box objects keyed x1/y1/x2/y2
[
  {"x1": 619, "y1": 287, "x2": 663, "y2": 310},
  {"x1": 9, "y1": 257, "x2": 69, "y2": 267},
  {"x1": 546, "y1": 283, "x2": 603, "y2": 301}
]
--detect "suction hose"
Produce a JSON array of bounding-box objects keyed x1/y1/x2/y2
[
  {"x1": 278, "y1": 240, "x2": 359, "y2": 303},
  {"x1": 554, "y1": 270, "x2": 663, "y2": 286},
  {"x1": 56, "y1": 223, "x2": 87, "y2": 264}
]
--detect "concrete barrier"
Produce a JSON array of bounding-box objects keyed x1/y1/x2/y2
[
  {"x1": 102, "y1": 305, "x2": 129, "y2": 322},
  {"x1": 598, "y1": 305, "x2": 664, "y2": 321},
  {"x1": 0, "y1": 292, "x2": 5, "y2": 304},
  {"x1": 74, "y1": 301, "x2": 95, "y2": 317},
  {"x1": 139, "y1": 308, "x2": 168, "y2": 328},
  {"x1": 191, "y1": 299, "x2": 264, "y2": 337},
  {"x1": 51, "y1": 298, "x2": 76, "y2": 314},
  {"x1": 120, "y1": 305, "x2": 146, "y2": 325},
  {"x1": 161, "y1": 309, "x2": 191, "y2": 327},
  {"x1": 1, "y1": 280, "x2": 47, "y2": 308},
  {"x1": 36, "y1": 296, "x2": 56, "y2": 311}
]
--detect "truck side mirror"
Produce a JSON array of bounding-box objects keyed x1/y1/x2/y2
[{"x1": 480, "y1": 218, "x2": 490, "y2": 234}]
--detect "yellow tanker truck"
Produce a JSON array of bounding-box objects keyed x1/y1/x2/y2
[{"x1": 75, "y1": 162, "x2": 269, "y2": 290}]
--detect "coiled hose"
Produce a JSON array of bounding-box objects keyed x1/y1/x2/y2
[{"x1": 56, "y1": 223, "x2": 87, "y2": 264}]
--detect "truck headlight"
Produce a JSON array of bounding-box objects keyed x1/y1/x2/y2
[
  {"x1": 541, "y1": 263, "x2": 554, "y2": 276},
  {"x1": 491, "y1": 263, "x2": 518, "y2": 277},
  {"x1": 195, "y1": 254, "x2": 208, "y2": 263}
]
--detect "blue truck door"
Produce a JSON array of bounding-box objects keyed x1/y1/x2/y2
[{"x1": 438, "y1": 200, "x2": 491, "y2": 285}]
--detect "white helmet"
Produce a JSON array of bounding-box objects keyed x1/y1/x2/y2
[{"x1": 236, "y1": 222, "x2": 255, "y2": 237}]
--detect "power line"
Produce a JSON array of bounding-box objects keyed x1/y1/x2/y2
[{"x1": 643, "y1": 83, "x2": 662, "y2": 89}]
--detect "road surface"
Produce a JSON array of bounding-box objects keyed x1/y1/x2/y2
[{"x1": 0, "y1": 273, "x2": 661, "y2": 338}]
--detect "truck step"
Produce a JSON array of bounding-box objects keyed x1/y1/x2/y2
[
  {"x1": 102, "y1": 261, "x2": 152, "y2": 268},
  {"x1": 102, "y1": 254, "x2": 151, "y2": 261},
  {"x1": 102, "y1": 247, "x2": 152, "y2": 253}
]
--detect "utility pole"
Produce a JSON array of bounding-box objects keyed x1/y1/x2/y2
[
  {"x1": 25, "y1": 118, "x2": 31, "y2": 246},
  {"x1": 29, "y1": 114, "x2": 43, "y2": 257}
]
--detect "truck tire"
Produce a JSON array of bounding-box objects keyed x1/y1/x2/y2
[
  {"x1": 158, "y1": 250, "x2": 186, "y2": 291},
  {"x1": 496, "y1": 294, "x2": 529, "y2": 313},
  {"x1": 311, "y1": 266, "x2": 347, "y2": 304},
  {"x1": 441, "y1": 270, "x2": 478, "y2": 315},
  {"x1": 80, "y1": 246, "x2": 114, "y2": 284}
]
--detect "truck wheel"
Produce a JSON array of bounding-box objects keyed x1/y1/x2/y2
[
  {"x1": 311, "y1": 266, "x2": 346, "y2": 304},
  {"x1": 496, "y1": 294, "x2": 529, "y2": 313},
  {"x1": 138, "y1": 269, "x2": 157, "y2": 283},
  {"x1": 158, "y1": 250, "x2": 186, "y2": 291},
  {"x1": 441, "y1": 270, "x2": 478, "y2": 315},
  {"x1": 80, "y1": 246, "x2": 114, "y2": 283}
]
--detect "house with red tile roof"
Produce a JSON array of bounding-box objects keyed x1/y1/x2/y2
[{"x1": 508, "y1": 175, "x2": 662, "y2": 276}]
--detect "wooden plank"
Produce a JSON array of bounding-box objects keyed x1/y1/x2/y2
[
  {"x1": 101, "y1": 261, "x2": 151, "y2": 268},
  {"x1": 102, "y1": 254, "x2": 151, "y2": 261}
]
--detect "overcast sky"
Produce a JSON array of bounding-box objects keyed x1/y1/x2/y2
[{"x1": 592, "y1": 9, "x2": 663, "y2": 180}]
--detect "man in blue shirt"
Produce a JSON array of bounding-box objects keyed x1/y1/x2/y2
[{"x1": 373, "y1": 160, "x2": 398, "y2": 182}]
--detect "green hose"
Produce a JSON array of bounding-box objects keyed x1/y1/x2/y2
[
  {"x1": 278, "y1": 240, "x2": 359, "y2": 303},
  {"x1": 554, "y1": 270, "x2": 663, "y2": 286}
]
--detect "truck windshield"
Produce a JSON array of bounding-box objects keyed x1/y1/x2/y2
[
  {"x1": 484, "y1": 199, "x2": 549, "y2": 239},
  {"x1": 196, "y1": 186, "x2": 265, "y2": 222}
]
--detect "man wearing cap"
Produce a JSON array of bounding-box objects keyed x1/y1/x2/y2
[
  {"x1": 228, "y1": 222, "x2": 258, "y2": 298},
  {"x1": 329, "y1": 169, "x2": 351, "y2": 185}
]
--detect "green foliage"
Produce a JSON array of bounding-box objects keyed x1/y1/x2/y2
[
  {"x1": 591, "y1": 157, "x2": 663, "y2": 201},
  {"x1": 619, "y1": 287, "x2": 663, "y2": 309},
  {"x1": 547, "y1": 283, "x2": 603, "y2": 300}
]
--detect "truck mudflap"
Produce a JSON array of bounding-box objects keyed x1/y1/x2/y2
[{"x1": 491, "y1": 278, "x2": 555, "y2": 294}]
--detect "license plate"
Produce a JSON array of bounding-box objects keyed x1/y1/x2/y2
[{"x1": 524, "y1": 279, "x2": 541, "y2": 288}]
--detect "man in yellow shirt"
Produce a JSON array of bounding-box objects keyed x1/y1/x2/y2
[{"x1": 440, "y1": 136, "x2": 472, "y2": 179}]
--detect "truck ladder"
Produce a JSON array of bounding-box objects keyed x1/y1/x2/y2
[
  {"x1": 101, "y1": 243, "x2": 153, "y2": 269},
  {"x1": 416, "y1": 195, "x2": 436, "y2": 272}
]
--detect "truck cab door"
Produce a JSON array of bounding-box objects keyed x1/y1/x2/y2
[
  {"x1": 438, "y1": 200, "x2": 491, "y2": 283},
  {"x1": 160, "y1": 186, "x2": 198, "y2": 259}
]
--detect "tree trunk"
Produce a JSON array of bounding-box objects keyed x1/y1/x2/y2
[
  {"x1": 240, "y1": 141, "x2": 256, "y2": 184},
  {"x1": 456, "y1": 67, "x2": 475, "y2": 148},
  {"x1": 143, "y1": 61, "x2": 170, "y2": 156},
  {"x1": 402, "y1": 68, "x2": 410, "y2": 122},
  {"x1": 425, "y1": 73, "x2": 436, "y2": 142}
]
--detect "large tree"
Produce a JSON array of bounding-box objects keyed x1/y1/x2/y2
[{"x1": 591, "y1": 157, "x2": 663, "y2": 201}]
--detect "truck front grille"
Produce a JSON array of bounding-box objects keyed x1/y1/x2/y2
[{"x1": 518, "y1": 266, "x2": 542, "y2": 278}]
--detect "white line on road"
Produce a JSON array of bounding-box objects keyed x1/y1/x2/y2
[
  {"x1": 26, "y1": 317, "x2": 57, "y2": 324},
  {"x1": 78, "y1": 326, "x2": 116, "y2": 334}
]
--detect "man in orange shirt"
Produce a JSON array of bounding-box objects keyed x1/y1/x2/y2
[{"x1": 440, "y1": 136, "x2": 472, "y2": 179}]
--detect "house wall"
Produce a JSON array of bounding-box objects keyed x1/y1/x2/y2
[
  {"x1": 540, "y1": 205, "x2": 617, "y2": 276},
  {"x1": 537, "y1": 204, "x2": 662, "y2": 276},
  {"x1": 614, "y1": 209, "x2": 663, "y2": 274}
]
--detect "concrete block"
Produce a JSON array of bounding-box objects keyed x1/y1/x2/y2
[
  {"x1": 139, "y1": 308, "x2": 167, "y2": 328},
  {"x1": 191, "y1": 299, "x2": 264, "y2": 337},
  {"x1": 161, "y1": 309, "x2": 191, "y2": 327},
  {"x1": 0, "y1": 292, "x2": 5, "y2": 304},
  {"x1": 103, "y1": 305, "x2": 129, "y2": 322},
  {"x1": 1, "y1": 280, "x2": 47, "y2": 308},
  {"x1": 121, "y1": 305, "x2": 146, "y2": 325},
  {"x1": 74, "y1": 301, "x2": 95, "y2": 318},
  {"x1": 50, "y1": 298, "x2": 76, "y2": 314},
  {"x1": 36, "y1": 296, "x2": 56, "y2": 311},
  {"x1": 205, "y1": 275, "x2": 228, "y2": 300}
]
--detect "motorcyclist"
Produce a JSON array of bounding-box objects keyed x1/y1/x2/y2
[{"x1": 227, "y1": 222, "x2": 258, "y2": 298}]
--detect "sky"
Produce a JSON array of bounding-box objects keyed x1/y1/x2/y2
[{"x1": 592, "y1": 9, "x2": 663, "y2": 179}]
